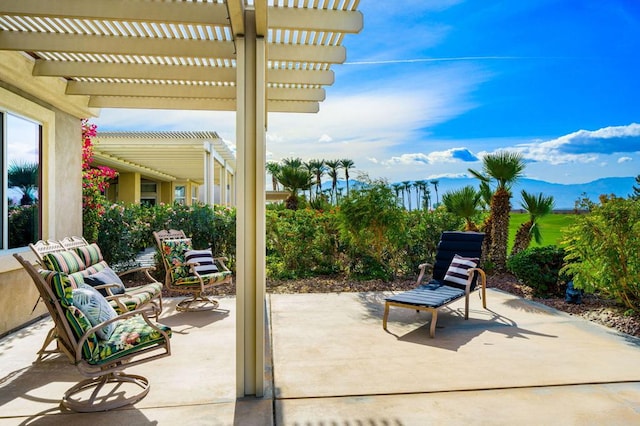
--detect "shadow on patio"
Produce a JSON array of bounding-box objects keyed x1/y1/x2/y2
[{"x1": 3, "y1": 290, "x2": 640, "y2": 425}]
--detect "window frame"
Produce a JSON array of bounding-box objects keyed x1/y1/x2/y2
[{"x1": 0, "y1": 87, "x2": 54, "y2": 254}]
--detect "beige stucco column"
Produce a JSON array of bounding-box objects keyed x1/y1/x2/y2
[
  {"x1": 118, "y1": 172, "x2": 141, "y2": 204},
  {"x1": 235, "y1": 8, "x2": 266, "y2": 397}
]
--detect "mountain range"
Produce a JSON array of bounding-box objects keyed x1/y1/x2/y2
[{"x1": 324, "y1": 176, "x2": 637, "y2": 210}]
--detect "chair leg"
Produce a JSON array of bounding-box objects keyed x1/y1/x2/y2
[
  {"x1": 62, "y1": 371, "x2": 150, "y2": 412},
  {"x1": 34, "y1": 326, "x2": 73, "y2": 363},
  {"x1": 176, "y1": 293, "x2": 220, "y2": 312},
  {"x1": 429, "y1": 309, "x2": 438, "y2": 338},
  {"x1": 382, "y1": 302, "x2": 390, "y2": 330}
]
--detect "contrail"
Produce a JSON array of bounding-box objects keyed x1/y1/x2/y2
[{"x1": 344, "y1": 56, "x2": 547, "y2": 65}]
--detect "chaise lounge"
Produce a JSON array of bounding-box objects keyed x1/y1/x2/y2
[{"x1": 383, "y1": 231, "x2": 487, "y2": 337}]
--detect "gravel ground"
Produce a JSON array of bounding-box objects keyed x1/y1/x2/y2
[{"x1": 135, "y1": 272, "x2": 640, "y2": 338}]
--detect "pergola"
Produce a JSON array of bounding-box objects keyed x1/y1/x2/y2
[
  {"x1": 94, "y1": 130, "x2": 237, "y2": 205},
  {"x1": 0, "y1": 0, "x2": 362, "y2": 397}
]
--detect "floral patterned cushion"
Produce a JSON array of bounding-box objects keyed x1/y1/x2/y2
[
  {"x1": 175, "y1": 270, "x2": 233, "y2": 286},
  {"x1": 88, "y1": 315, "x2": 172, "y2": 365},
  {"x1": 64, "y1": 302, "x2": 171, "y2": 364},
  {"x1": 160, "y1": 238, "x2": 193, "y2": 281}
]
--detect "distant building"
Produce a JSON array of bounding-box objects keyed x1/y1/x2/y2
[{"x1": 93, "y1": 131, "x2": 236, "y2": 207}]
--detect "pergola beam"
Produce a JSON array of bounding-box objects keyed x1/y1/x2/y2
[
  {"x1": 270, "y1": 7, "x2": 363, "y2": 33},
  {"x1": 34, "y1": 60, "x2": 238, "y2": 82},
  {"x1": 0, "y1": 0, "x2": 230, "y2": 26},
  {"x1": 34, "y1": 60, "x2": 334, "y2": 86},
  {"x1": 0, "y1": 31, "x2": 235, "y2": 58},
  {"x1": 68, "y1": 81, "x2": 324, "y2": 101},
  {"x1": 88, "y1": 95, "x2": 319, "y2": 113}
]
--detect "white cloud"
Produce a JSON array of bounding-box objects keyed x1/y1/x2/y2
[
  {"x1": 618, "y1": 156, "x2": 633, "y2": 163},
  {"x1": 511, "y1": 123, "x2": 640, "y2": 165},
  {"x1": 318, "y1": 134, "x2": 333, "y2": 143},
  {"x1": 383, "y1": 147, "x2": 478, "y2": 166}
]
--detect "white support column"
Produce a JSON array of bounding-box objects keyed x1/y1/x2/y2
[
  {"x1": 204, "y1": 142, "x2": 215, "y2": 205},
  {"x1": 235, "y1": 8, "x2": 266, "y2": 398},
  {"x1": 221, "y1": 161, "x2": 228, "y2": 206}
]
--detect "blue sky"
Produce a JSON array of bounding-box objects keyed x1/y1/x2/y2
[{"x1": 94, "y1": 0, "x2": 640, "y2": 185}]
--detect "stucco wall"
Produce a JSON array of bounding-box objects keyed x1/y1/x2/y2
[
  {"x1": 0, "y1": 87, "x2": 83, "y2": 336},
  {"x1": 54, "y1": 112, "x2": 83, "y2": 238}
]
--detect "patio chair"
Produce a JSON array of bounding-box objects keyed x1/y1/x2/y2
[
  {"x1": 153, "y1": 229, "x2": 233, "y2": 312},
  {"x1": 383, "y1": 231, "x2": 487, "y2": 337},
  {"x1": 14, "y1": 253, "x2": 171, "y2": 412},
  {"x1": 28, "y1": 238, "x2": 163, "y2": 362}
]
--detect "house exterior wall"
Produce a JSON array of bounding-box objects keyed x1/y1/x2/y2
[{"x1": 0, "y1": 85, "x2": 83, "y2": 337}]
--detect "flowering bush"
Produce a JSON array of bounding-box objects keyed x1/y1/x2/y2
[{"x1": 82, "y1": 120, "x2": 118, "y2": 242}]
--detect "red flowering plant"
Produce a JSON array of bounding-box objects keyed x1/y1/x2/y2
[{"x1": 82, "y1": 119, "x2": 118, "y2": 242}]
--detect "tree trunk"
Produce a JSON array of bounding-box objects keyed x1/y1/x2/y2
[
  {"x1": 511, "y1": 221, "x2": 533, "y2": 256},
  {"x1": 490, "y1": 188, "x2": 511, "y2": 271},
  {"x1": 480, "y1": 215, "x2": 493, "y2": 266}
]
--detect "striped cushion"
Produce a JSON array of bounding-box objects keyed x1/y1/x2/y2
[
  {"x1": 443, "y1": 254, "x2": 478, "y2": 287},
  {"x1": 40, "y1": 270, "x2": 76, "y2": 307},
  {"x1": 75, "y1": 243, "x2": 104, "y2": 266},
  {"x1": 42, "y1": 251, "x2": 86, "y2": 273},
  {"x1": 65, "y1": 305, "x2": 99, "y2": 360},
  {"x1": 184, "y1": 249, "x2": 219, "y2": 274}
]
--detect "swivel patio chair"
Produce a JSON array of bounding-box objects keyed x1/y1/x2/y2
[
  {"x1": 383, "y1": 231, "x2": 487, "y2": 337},
  {"x1": 14, "y1": 253, "x2": 172, "y2": 412},
  {"x1": 28, "y1": 237, "x2": 163, "y2": 362},
  {"x1": 153, "y1": 229, "x2": 233, "y2": 312}
]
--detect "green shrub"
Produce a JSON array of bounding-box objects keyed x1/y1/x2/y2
[
  {"x1": 266, "y1": 208, "x2": 339, "y2": 279},
  {"x1": 562, "y1": 196, "x2": 640, "y2": 311},
  {"x1": 507, "y1": 245, "x2": 567, "y2": 296},
  {"x1": 403, "y1": 208, "x2": 464, "y2": 275},
  {"x1": 337, "y1": 181, "x2": 406, "y2": 280},
  {"x1": 8, "y1": 204, "x2": 38, "y2": 248}
]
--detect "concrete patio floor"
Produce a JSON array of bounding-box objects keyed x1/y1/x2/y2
[{"x1": 2, "y1": 289, "x2": 640, "y2": 425}]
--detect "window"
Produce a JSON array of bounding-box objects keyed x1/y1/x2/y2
[
  {"x1": 174, "y1": 185, "x2": 186, "y2": 205},
  {"x1": 2, "y1": 112, "x2": 42, "y2": 250}
]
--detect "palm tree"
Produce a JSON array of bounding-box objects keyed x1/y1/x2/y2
[
  {"x1": 277, "y1": 165, "x2": 313, "y2": 210},
  {"x1": 469, "y1": 151, "x2": 525, "y2": 271},
  {"x1": 282, "y1": 157, "x2": 303, "y2": 168},
  {"x1": 510, "y1": 190, "x2": 554, "y2": 256},
  {"x1": 266, "y1": 161, "x2": 281, "y2": 191},
  {"x1": 340, "y1": 158, "x2": 355, "y2": 196},
  {"x1": 442, "y1": 186, "x2": 482, "y2": 231},
  {"x1": 307, "y1": 159, "x2": 326, "y2": 198},
  {"x1": 475, "y1": 177, "x2": 494, "y2": 263},
  {"x1": 430, "y1": 179, "x2": 440, "y2": 207},
  {"x1": 391, "y1": 183, "x2": 403, "y2": 206},
  {"x1": 402, "y1": 181, "x2": 412, "y2": 210},
  {"x1": 413, "y1": 181, "x2": 425, "y2": 210},
  {"x1": 8, "y1": 160, "x2": 39, "y2": 205},
  {"x1": 423, "y1": 186, "x2": 431, "y2": 210},
  {"x1": 325, "y1": 160, "x2": 341, "y2": 203},
  {"x1": 632, "y1": 174, "x2": 640, "y2": 200}
]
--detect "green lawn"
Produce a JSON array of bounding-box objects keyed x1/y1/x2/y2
[{"x1": 508, "y1": 213, "x2": 579, "y2": 251}]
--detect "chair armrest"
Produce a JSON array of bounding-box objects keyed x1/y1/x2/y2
[
  {"x1": 118, "y1": 266, "x2": 158, "y2": 283},
  {"x1": 466, "y1": 267, "x2": 487, "y2": 308},
  {"x1": 213, "y1": 257, "x2": 231, "y2": 272},
  {"x1": 416, "y1": 262, "x2": 434, "y2": 286}
]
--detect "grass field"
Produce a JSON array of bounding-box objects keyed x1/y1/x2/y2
[{"x1": 508, "y1": 213, "x2": 579, "y2": 251}]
